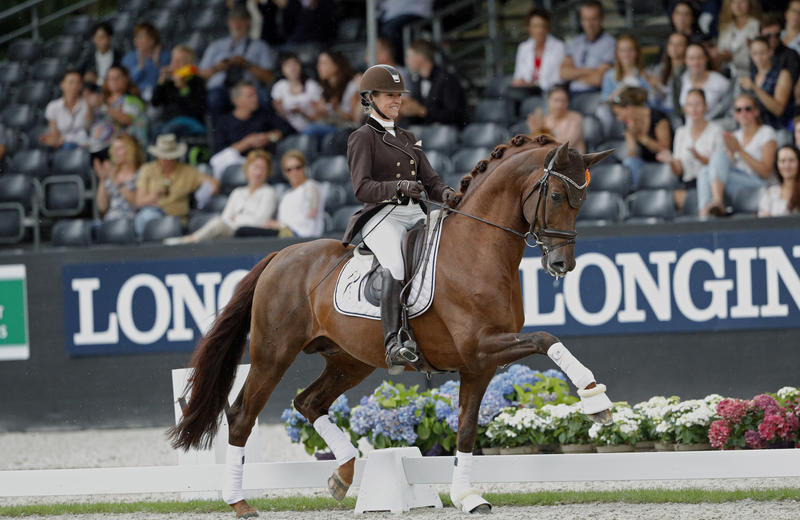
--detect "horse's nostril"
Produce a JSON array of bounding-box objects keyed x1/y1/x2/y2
[{"x1": 550, "y1": 260, "x2": 567, "y2": 273}]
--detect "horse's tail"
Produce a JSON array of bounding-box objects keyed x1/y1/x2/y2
[{"x1": 167, "y1": 252, "x2": 277, "y2": 451}]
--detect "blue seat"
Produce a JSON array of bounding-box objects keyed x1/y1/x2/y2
[
  {"x1": 460, "y1": 123, "x2": 510, "y2": 148},
  {"x1": 31, "y1": 58, "x2": 65, "y2": 82},
  {"x1": 519, "y1": 96, "x2": 546, "y2": 119},
  {"x1": 417, "y1": 125, "x2": 459, "y2": 154},
  {"x1": 309, "y1": 155, "x2": 349, "y2": 183},
  {"x1": 51, "y1": 219, "x2": 92, "y2": 247},
  {"x1": 7, "y1": 39, "x2": 41, "y2": 63},
  {"x1": 732, "y1": 187, "x2": 764, "y2": 216},
  {"x1": 483, "y1": 75, "x2": 513, "y2": 99},
  {"x1": 203, "y1": 194, "x2": 229, "y2": 213},
  {"x1": 569, "y1": 91, "x2": 602, "y2": 115},
  {"x1": 331, "y1": 205, "x2": 359, "y2": 232},
  {"x1": 221, "y1": 163, "x2": 247, "y2": 195},
  {"x1": 638, "y1": 162, "x2": 679, "y2": 190},
  {"x1": 277, "y1": 134, "x2": 319, "y2": 163},
  {"x1": 577, "y1": 191, "x2": 624, "y2": 224},
  {"x1": 51, "y1": 148, "x2": 91, "y2": 183},
  {"x1": 473, "y1": 98, "x2": 513, "y2": 125},
  {"x1": 16, "y1": 81, "x2": 52, "y2": 109},
  {"x1": 42, "y1": 176, "x2": 85, "y2": 217},
  {"x1": 451, "y1": 147, "x2": 492, "y2": 173},
  {"x1": 2, "y1": 104, "x2": 37, "y2": 131},
  {"x1": 142, "y1": 216, "x2": 183, "y2": 242},
  {"x1": 320, "y1": 128, "x2": 355, "y2": 156},
  {"x1": 0, "y1": 62, "x2": 26, "y2": 87},
  {"x1": 625, "y1": 189, "x2": 675, "y2": 223},
  {"x1": 97, "y1": 218, "x2": 137, "y2": 245},
  {"x1": 43, "y1": 37, "x2": 82, "y2": 64},
  {"x1": 188, "y1": 212, "x2": 217, "y2": 233},
  {"x1": 61, "y1": 15, "x2": 94, "y2": 37},
  {"x1": 319, "y1": 181, "x2": 348, "y2": 211},
  {"x1": 426, "y1": 150, "x2": 453, "y2": 175},
  {"x1": 588, "y1": 163, "x2": 631, "y2": 196},
  {"x1": 582, "y1": 114, "x2": 604, "y2": 151},
  {"x1": 9, "y1": 149, "x2": 49, "y2": 179}
]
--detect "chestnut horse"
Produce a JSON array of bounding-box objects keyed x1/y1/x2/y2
[{"x1": 169, "y1": 136, "x2": 615, "y2": 517}]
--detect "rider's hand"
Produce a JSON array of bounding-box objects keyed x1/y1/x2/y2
[
  {"x1": 397, "y1": 179, "x2": 422, "y2": 199},
  {"x1": 442, "y1": 187, "x2": 458, "y2": 206}
]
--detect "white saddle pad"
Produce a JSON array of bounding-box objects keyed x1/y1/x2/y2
[{"x1": 333, "y1": 210, "x2": 445, "y2": 320}]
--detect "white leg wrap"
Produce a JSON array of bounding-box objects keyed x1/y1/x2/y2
[
  {"x1": 449, "y1": 451, "x2": 490, "y2": 512},
  {"x1": 313, "y1": 415, "x2": 358, "y2": 465},
  {"x1": 578, "y1": 384, "x2": 613, "y2": 414},
  {"x1": 222, "y1": 444, "x2": 245, "y2": 505},
  {"x1": 547, "y1": 342, "x2": 595, "y2": 390}
]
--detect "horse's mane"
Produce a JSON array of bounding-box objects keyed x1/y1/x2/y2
[{"x1": 453, "y1": 133, "x2": 558, "y2": 208}]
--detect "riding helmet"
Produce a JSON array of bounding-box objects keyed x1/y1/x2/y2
[{"x1": 359, "y1": 65, "x2": 409, "y2": 96}]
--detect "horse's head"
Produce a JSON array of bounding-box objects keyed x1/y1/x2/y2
[{"x1": 522, "y1": 141, "x2": 614, "y2": 277}]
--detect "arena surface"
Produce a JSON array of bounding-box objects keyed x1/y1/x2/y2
[{"x1": 2, "y1": 424, "x2": 799, "y2": 519}]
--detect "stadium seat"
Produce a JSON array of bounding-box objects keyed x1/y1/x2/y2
[
  {"x1": 142, "y1": 215, "x2": 183, "y2": 242},
  {"x1": 582, "y1": 114, "x2": 604, "y2": 151},
  {"x1": 42, "y1": 176, "x2": 85, "y2": 217},
  {"x1": 577, "y1": 191, "x2": 625, "y2": 224},
  {"x1": 625, "y1": 189, "x2": 675, "y2": 223},
  {"x1": 202, "y1": 194, "x2": 228, "y2": 213},
  {"x1": 16, "y1": 81, "x2": 53, "y2": 109},
  {"x1": 97, "y1": 218, "x2": 137, "y2": 245},
  {"x1": 109, "y1": 12, "x2": 135, "y2": 40},
  {"x1": 0, "y1": 173, "x2": 37, "y2": 210},
  {"x1": 0, "y1": 204, "x2": 24, "y2": 243},
  {"x1": 426, "y1": 150, "x2": 454, "y2": 175},
  {"x1": 319, "y1": 181, "x2": 348, "y2": 211},
  {"x1": 443, "y1": 172, "x2": 464, "y2": 191},
  {"x1": 143, "y1": 9, "x2": 178, "y2": 40},
  {"x1": 588, "y1": 163, "x2": 631, "y2": 196},
  {"x1": 61, "y1": 15, "x2": 94, "y2": 37},
  {"x1": 336, "y1": 18, "x2": 362, "y2": 42},
  {"x1": 460, "y1": 123, "x2": 510, "y2": 148},
  {"x1": 0, "y1": 62, "x2": 26, "y2": 87},
  {"x1": 9, "y1": 149, "x2": 49, "y2": 179},
  {"x1": 308, "y1": 155, "x2": 349, "y2": 183},
  {"x1": 606, "y1": 118, "x2": 626, "y2": 140},
  {"x1": 182, "y1": 31, "x2": 210, "y2": 57},
  {"x1": 119, "y1": 0, "x2": 149, "y2": 16},
  {"x1": 51, "y1": 219, "x2": 92, "y2": 247},
  {"x1": 30, "y1": 58, "x2": 65, "y2": 82},
  {"x1": 452, "y1": 147, "x2": 492, "y2": 173},
  {"x1": 7, "y1": 39, "x2": 41, "y2": 63},
  {"x1": 2, "y1": 104, "x2": 36, "y2": 131},
  {"x1": 51, "y1": 148, "x2": 91, "y2": 183},
  {"x1": 331, "y1": 205, "x2": 360, "y2": 232},
  {"x1": 473, "y1": 98, "x2": 513, "y2": 125},
  {"x1": 188, "y1": 212, "x2": 216, "y2": 233},
  {"x1": 27, "y1": 123, "x2": 50, "y2": 149},
  {"x1": 638, "y1": 162, "x2": 679, "y2": 190},
  {"x1": 273, "y1": 182, "x2": 291, "y2": 201},
  {"x1": 483, "y1": 75, "x2": 513, "y2": 99},
  {"x1": 163, "y1": 0, "x2": 191, "y2": 10},
  {"x1": 680, "y1": 189, "x2": 698, "y2": 216},
  {"x1": 508, "y1": 120, "x2": 530, "y2": 136},
  {"x1": 732, "y1": 187, "x2": 764, "y2": 216},
  {"x1": 221, "y1": 163, "x2": 247, "y2": 195},
  {"x1": 776, "y1": 129, "x2": 794, "y2": 147},
  {"x1": 190, "y1": 7, "x2": 219, "y2": 31},
  {"x1": 2, "y1": 127, "x2": 29, "y2": 157},
  {"x1": 277, "y1": 134, "x2": 318, "y2": 163},
  {"x1": 519, "y1": 96, "x2": 546, "y2": 119},
  {"x1": 43, "y1": 37, "x2": 82, "y2": 64},
  {"x1": 417, "y1": 125, "x2": 459, "y2": 154},
  {"x1": 282, "y1": 42, "x2": 323, "y2": 67},
  {"x1": 569, "y1": 91, "x2": 602, "y2": 115},
  {"x1": 320, "y1": 128, "x2": 354, "y2": 155}
]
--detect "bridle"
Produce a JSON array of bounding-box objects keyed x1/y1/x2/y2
[{"x1": 424, "y1": 149, "x2": 588, "y2": 258}]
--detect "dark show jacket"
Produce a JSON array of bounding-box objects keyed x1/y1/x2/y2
[
  {"x1": 406, "y1": 65, "x2": 467, "y2": 127},
  {"x1": 342, "y1": 117, "x2": 449, "y2": 245}
]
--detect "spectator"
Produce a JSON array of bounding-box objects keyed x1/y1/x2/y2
[
  {"x1": 93, "y1": 134, "x2": 143, "y2": 222},
  {"x1": 795, "y1": 114, "x2": 800, "y2": 144},
  {"x1": 783, "y1": 0, "x2": 800, "y2": 54},
  {"x1": 679, "y1": 43, "x2": 731, "y2": 120},
  {"x1": 759, "y1": 144, "x2": 800, "y2": 216},
  {"x1": 559, "y1": 0, "x2": 616, "y2": 94},
  {"x1": 257, "y1": 0, "x2": 301, "y2": 47},
  {"x1": 121, "y1": 23, "x2": 170, "y2": 102},
  {"x1": 696, "y1": 94, "x2": 776, "y2": 216},
  {"x1": 199, "y1": 6, "x2": 276, "y2": 116},
  {"x1": 670, "y1": 1, "x2": 707, "y2": 43},
  {"x1": 365, "y1": 37, "x2": 411, "y2": 89},
  {"x1": 759, "y1": 14, "x2": 800, "y2": 116},
  {"x1": 378, "y1": 0, "x2": 433, "y2": 65},
  {"x1": 86, "y1": 65, "x2": 148, "y2": 154},
  {"x1": 134, "y1": 134, "x2": 220, "y2": 236},
  {"x1": 402, "y1": 40, "x2": 467, "y2": 127},
  {"x1": 737, "y1": 36, "x2": 792, "y2": 129},
  {"x1": 259, "y1": 149, "x2": 324, "y2": 238},
  {"x1": 711, "y1": 0, "x2": 761, "y2": 78},
  {"x1": 511, "y1": 8, "x2": 565, "y2": 94},
  {"x1": 305, "y1": 50, "x2": 361, "y2": 134},
  {"x1": 647, "y1": 32, "x2": 690, "y2": 116},
  {"x1": 77, "y1": 22, "x2": 123, "y2": 86},
  {"x1": 209, "y1": 81, "x2": 293, "y2": 179},
  {"x1": 165, "y1": 149, "x2": 278, "y2": 244},
  {"x1": 656, "y1": 89, "x2": 723, "y2": 211},
  {"x1": 601, "y1": 35, "x2": 651, "y2": 103},
  {"x1": 151, "y1": 46, "x2": 207, "y2": 138},
  {"x1": 611, "y1": 86, "x2": 673, "y2": 187},
  {"x1": 40, "y1": 69, "x2": 89, "y2": 149},
  {"x1": 271, "y1": 53, "x2": 323, "y2": 133},
  {"x1": 526, "y1": 85, "x2": 586, "y2": 153}
]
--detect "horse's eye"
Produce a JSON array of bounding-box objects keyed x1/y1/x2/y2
[{"x1": 551, "y1": 192, "x2": 562, "y2": 202}]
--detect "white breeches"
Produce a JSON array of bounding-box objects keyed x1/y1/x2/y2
[{"x1": 361, "y1": 202, "x2": 425, "y2": 281}]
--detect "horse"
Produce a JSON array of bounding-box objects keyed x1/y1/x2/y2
[{"x1": 169, "y1": 135, "x2": 615, "y2": 517}]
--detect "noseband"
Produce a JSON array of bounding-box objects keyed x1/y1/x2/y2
[{"x1": 520, "y1": 152, "x2": 587, "y2": 256}]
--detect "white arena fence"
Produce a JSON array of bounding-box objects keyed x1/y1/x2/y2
[{"x1": 2, "y1": 365, "x2": 800, "y2": 513}]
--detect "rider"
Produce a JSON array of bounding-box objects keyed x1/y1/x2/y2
[{"x1": 342, "y1": 64, "x2": 457, "y2": 374}]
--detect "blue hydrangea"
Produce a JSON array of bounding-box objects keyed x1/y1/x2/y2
[
  {"x1": 542, "y1": 368, "x2": 567, "y2": 382},
  {"x1": 329, "y1": 394, "x2": 350, "y2": 416},
  {"x1": 350, "y1": 395, "x2": 380, "y2": 436}
]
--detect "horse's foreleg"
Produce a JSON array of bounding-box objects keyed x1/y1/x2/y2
[
  {"x1": 450, "y1": 370, "x2": 494, "y2": 514},
  {"x1": 477, "y1": 331, "x2": 613, "y2": 423}
]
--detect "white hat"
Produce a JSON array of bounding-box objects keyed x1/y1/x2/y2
[{"x1": 147, "y1": 134, "x2": 187, "y2": 160}]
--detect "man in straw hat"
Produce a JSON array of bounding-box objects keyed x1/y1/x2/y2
[{"x1": 134, "y1": 133, "x2": 220, "y2": 236}]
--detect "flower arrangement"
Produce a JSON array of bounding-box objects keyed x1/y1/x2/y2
[
  {"x1": 542, "y1": 403, "x2": 593, "y2": 445},
  {"x1": 280, "y1": 394, "x2": 353, "y2": 456},
  {"x1": 588, "y1": 403, "x2": 642, "y2": 446},
  {"x1": 633, "y1": 396, "x2": 679, "y2": 442},
  {"x1": 486, "y1": 407, "x2": 551, "y2": 448},
  {"x1": 708, "y1": 393, "x2": 799, "y2": 450},
  {"x1": 656, "y1": 395, "x2": 722, "y2": 445}
]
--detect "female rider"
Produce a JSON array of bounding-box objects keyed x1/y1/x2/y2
[{"x1": 342, "y1": 64, "x2": 456, "y2": 374}]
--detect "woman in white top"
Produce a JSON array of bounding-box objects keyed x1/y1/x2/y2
[
  {"x1": 712, "y1": 0, "x2": 761, "y2": 77},
  {"x1": 679, "y1": 43, "x2": 731, "y2": 119},
  {"x1": 511, "y1": 8, "x2": 565, "y2": 92},
  {"x1": 697, "y1": 93, "x2": 776, "y2": 216},
  {"x1": 271, "y1": 53, "x2": 324, "y2": 133},
  {"x1": 168, "y1": 150, "x2": 277, "y2": 244},
  {"x1": 264, "y1": 150, "x2": 325, "y2": 238},
  {"x1": 657, "y1": 89, "x2": 723, "y2": 211},
  {"x1": 759, "y1": 145, "x2": 800, "y2": 217}
]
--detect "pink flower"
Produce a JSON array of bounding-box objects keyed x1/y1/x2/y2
[
  {"x1": 745, "y1": 429, "x2": 764, "y2": 449},
  {"x1": 758, "y1": 414, "x2": 782, "y2": 441},
  {"x1": 752, "y1": 394, "x2": 780, "y2": 415},
  {"x1": 784, "y1": 411, "x2": 799, "y2": 436},
  {"x1": 708, "y1": 420, "x2": 731, "y2": 449},
  {"x1": 717, "y1": 399, "x2": 750, "y2": 422}
]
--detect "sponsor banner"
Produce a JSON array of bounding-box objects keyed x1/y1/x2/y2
[
  {"x1": 521, "y1": 228, "x2": 800, "y2": 335},
  {"x1": 63, "y1": 256, "x2": 261, "y2": 356},
  {"x1": 0, "y1": 264, "x2": 30, "y2": 361}
]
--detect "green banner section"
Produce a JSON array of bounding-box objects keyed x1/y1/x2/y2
[{"x1": 0, "y1": 265, "x2": 29, "y2": 360}]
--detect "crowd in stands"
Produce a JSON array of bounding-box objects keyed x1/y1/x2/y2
[{"x1": 2, "y1": 0, "x2": 800, "y2": 250}]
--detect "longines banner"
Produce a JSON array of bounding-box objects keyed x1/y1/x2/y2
[{"x1": 62, "y1": 228, "x2": 800, "y2": 356}]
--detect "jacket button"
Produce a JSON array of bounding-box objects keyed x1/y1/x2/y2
[
  {"x1": 396, "y1": 162, "x2": 401, "y2": 166},
  {"x1": 411, "y1": 171, "x2": 416, "y2": 175},
  {"x1": 410, "y1": 159, "x2": 415, "y2": 164},
  {"x1": 396, "y1": 174, "x2": 401, "y2": 178}
]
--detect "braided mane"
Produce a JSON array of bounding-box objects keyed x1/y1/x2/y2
[{"x1": 452, "y1": 133, "x2": 558, "y2": 208}]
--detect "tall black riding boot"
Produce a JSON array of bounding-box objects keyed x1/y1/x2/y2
[{"x1": 380, "y1": 268, "x2": 405, "y2": 375}]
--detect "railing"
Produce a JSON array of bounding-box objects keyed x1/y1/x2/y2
[{"x1": 0, "y1": 0, "x2": 102, "y2": 46}]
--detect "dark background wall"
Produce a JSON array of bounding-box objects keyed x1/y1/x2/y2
[{"x1": 1, "y1": 217, "x2": 799, "y2": 432}]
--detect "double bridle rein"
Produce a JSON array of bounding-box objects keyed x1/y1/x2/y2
[{"x1": 425, "y1": 152, "x2": 588, "y2": 257}]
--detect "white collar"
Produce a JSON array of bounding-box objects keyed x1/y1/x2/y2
[{"x1": 370, "y1": 113, "x2": 396, "y2": 130}]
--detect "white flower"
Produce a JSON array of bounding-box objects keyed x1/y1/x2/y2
[{"x1": 778, "y1": 387, "x2": 799, "y2": 400}]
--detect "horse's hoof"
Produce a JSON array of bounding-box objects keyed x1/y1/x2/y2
[
  {"x1": 231, "y1": 499, "x2": 258, "y2": 518},
  {"x1": 470, "y1": 503, "x2": 493, "y2": 514},
  {"x1": 588, "y1": 408, "x2": 613, "y2": 425},
  {"x1": 327, "y1": 471, "x2": 350, "y2": 501}
]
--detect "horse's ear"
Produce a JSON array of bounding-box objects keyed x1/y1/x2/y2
[
  {"x1": 582, "y1": 149, "x2": 615, "y2": 169},
  {"x1": 554, "y1": 140, "x2": 570, "y2": 164}
]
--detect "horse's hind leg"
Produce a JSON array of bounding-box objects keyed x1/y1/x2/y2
[{"x1": 293, "y1": 349, "x2": 375, "y2": 500}]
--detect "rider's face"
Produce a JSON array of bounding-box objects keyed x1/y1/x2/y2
[{"x1": 372, "y1": 91, "x2": 403, "y2": 121}]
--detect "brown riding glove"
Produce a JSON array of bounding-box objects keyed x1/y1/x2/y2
[{"x1": 397, "y1": 179, "x2": 423, "y2": 199}]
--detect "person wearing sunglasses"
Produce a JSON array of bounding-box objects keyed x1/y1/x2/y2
[
  {"x1": 738, "y1": 36, "x2": 793, "y2": 129},
  {"x1": 259, "y1": 149, "x2": 325, "y2": 238},
  {"x1": 696, "y1": 93, "x2": 776, "y2": 216}
]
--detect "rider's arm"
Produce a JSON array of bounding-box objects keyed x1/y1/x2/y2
[{"x1": 347, "y1": 130, "x2": 401, "y2": 203}]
